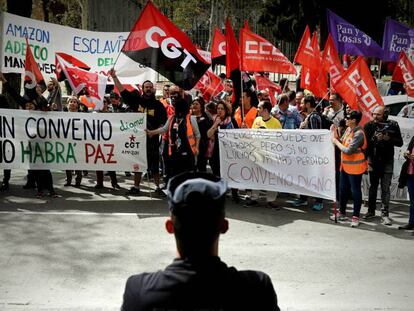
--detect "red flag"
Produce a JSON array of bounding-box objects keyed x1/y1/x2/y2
[
  {"x1": 300, "y1": 33, "x2": 327, "y2": 98},
  {"x1": 119, "y1": 1, "x2": 209, "y2": 90},
  {"x1": 24, "y1": 38, "x2": 44, "y2": 89},
  {"x1": 243, "y1": 20, "x2": 251, "y2": 31},
  {"x1": 195, "y1": 71, "x2": 224, "y2": 101},
  {"x1": 294, "y1": 26, "x2": 319, "y2": 71},
  {"x1": 322, "y1": 34, "x2": 344, "y2": 86},
  {"x1": 55, "y1": 52, "x2": 90, "y2": 81},
  {"x1": 113, "y1": 84, "x2": 141, "y2": 97},
  {"x1": 211, "y1": 28, "x2": 226, "y2": 68},
  {"x1": 56, "y1": 54, "x2": 107, "y2": 101},
  {"x1": 240, "y1": 28, "x2": 296, "y2": 74},
  {"x1": 395, "y1": 52, "x2": 414, "y2": 97},
  {"x1": 255, "y1": 74, "x2": 281, "y2": 105},
  {"x1": 225, "y1": 18, "x2": 241, "y2": 106},
  {"x1": 334, "y1": 56, "x2": 383, "y2": 122}
]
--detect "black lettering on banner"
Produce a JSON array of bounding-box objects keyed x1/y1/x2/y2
[{"x1": 0, "y1": 139, "x2": 15, "y2": 163}]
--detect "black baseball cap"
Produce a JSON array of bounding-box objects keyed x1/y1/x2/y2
[{"x1": 167, "y1": 172, "x2": 228, "y2": 214}]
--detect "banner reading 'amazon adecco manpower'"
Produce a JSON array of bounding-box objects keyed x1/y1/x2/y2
[
  {"x1": 0, "y1": 12, "x2": 157, "y2": 83},
  {"x1": 219, "y1": 129, "x2": 336, "y2": 201},
  {"x1": 0, "y1": 110, "x2": 147, "y2": 172}
]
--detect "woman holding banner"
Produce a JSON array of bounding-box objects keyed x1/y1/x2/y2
[
  {"x1": 207, "y1": 101, "x2": 239, "y2": 202},
  {"x1": 331, "y1": 110, "x2": 367, "y2": 228}
]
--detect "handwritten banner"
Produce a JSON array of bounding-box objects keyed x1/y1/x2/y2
[
  {"x1": 218, "y1": 129, "x2": 336, "y2": 201},
  {"x1": 0, "y1": 109, "x2": 147, "y2": 171},
  {"x1": 0, "y1": 12, "x2": 157, "y2": 83}
]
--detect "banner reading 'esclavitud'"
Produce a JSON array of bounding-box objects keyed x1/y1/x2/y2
[
  {"x1": 219, "y1": 129, "x2": 336, "y2": 201},
  {"x1": 0, "y1": 110, "x2": 147, "y2": 171},
  {"x1": 0, "y1": 12, "x2": 157, "y2": 83}
]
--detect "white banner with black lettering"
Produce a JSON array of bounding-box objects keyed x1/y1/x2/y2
[
  {"x1": 0, "y1": 12, "x2": 157, "y2": 83},
  {"x1": 219, "y1": 129, "x2": 336, "y2": 201},
  {"x1": 0, "y1": 109, "x2": 147, "y2": 171}
]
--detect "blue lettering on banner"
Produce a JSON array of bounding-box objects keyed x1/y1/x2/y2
[
  {"x1": 5, "y1": 23, "x2": 50, "y2": 44},
  {"x1": 73, "y1": 35, "x2": 127, "y2": 54}
]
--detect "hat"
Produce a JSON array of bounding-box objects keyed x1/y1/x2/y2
[
  {"x1": 109, "y1": 91, "x2": 119, "y2": 99},
  {"x1": 167, "y1": 172, "x2": 228, "y2": 214}
]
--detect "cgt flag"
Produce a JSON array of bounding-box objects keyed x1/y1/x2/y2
[
  {"x1": 382, "y1": 18, "x2": 414, "y2": 62},
  {"x1": 195, "y1": 70, "x2": 224, "y2": 101},
  {"x1": 334, "y1": 56, "x2": 382, "y2": 123},
  {"x1": 327, "y1": 9, "x2": 383, "y2": 59},
  {"x1": 24, "y1": 37, "x2": 45, "y2": 90},
  {"x1": 56, "y1": 54, "x2": 107, "y2": 102},
  {"x1": 55, "y1": 52, "x2": 91, "y2": 82},
  {"x1": 240, "y1": 28, "x2": 296, "y2": 74},
  {"x1": 211, "y1": 27, "x2": 226, "y2": 69},
  {"x1": 395, "y1": 52, "x2": 414, "y2": 97},
  {"x1": 120, "y1": 1, "x2": 209, "y2": 90}
]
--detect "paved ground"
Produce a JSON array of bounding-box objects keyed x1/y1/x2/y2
[{"x1": 0, "y1": 170, "x2": 413, "y2": 310}]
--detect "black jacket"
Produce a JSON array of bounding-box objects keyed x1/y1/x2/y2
[{"x1": 364, "y1": 119, "x2": 403, "y2": 164}]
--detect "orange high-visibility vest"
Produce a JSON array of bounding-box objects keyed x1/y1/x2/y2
[
  {"x1": 234, "y1": 107, "x2": 257, "y2": 128},
  {"x1": 168, "y1": 114, "x2": 197, "y2": 156},
  {"x1": 340, "y1": 127, "x2": 368, "y2": 174}
]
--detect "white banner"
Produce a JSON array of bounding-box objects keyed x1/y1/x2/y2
[
  {"x1": 219, "y1": 129, "x2": 336, "y2": 201},
  {"x1": 0, "y1": 109, "x2": 147, "y2": 171},
  {"x1": 0, "y1": 12, "x2": 157, "y2": 84}
]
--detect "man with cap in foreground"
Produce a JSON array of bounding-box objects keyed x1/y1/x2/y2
[{"x1": 121, "y1": 172, "x2": 280, "y2": 310}]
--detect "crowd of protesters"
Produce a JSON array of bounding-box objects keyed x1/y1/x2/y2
[{"x1": 0, "y1": 70, "x2": 413, "y2": 231}]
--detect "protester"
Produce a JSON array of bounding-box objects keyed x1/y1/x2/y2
[
  {"x1": 323, "y1": 93, "x2": 345, "y2": 127},
  {"x1": 398, "y1": 136, "x2": 414, "y2": 230},
  {"x1": 109, "y1": 69, "x2": 167, "y2": 195},
  {"x1": 295, "y1": 91, "x2": 304, "y2": 110},
  {"x1": 207, "y1": 101, "x2": 239, "y2": 203},
  {"x1": 121, "y1": 171, "x2": 280, "y2": 310},
  {"x1": 363, "y1": 106, "x2": 403, "y2": 225},
  {"x1": 64, "y1": 96, "x2": 83, "y2": 187},
  {"x1": 46, "y1": 77, "x2": 62, "y2": 111},
  {"x1": 234, "y1": 89, "x2": 258, "y2": 128},
  {"x1": 292, "y1": 95, "x2": 324, "y2": 210},
  {"x1": 245, "y1": 100, "x2": 281, "y2": 209},
  {"x1": 271, "y1": 94, "x2": 302, "y2": 129},
  {"x1": 191, "y1": 97, "x2": 212, "y2": 172},
  {"x1": 331, "y1": 110, "x2": 367, "y2": 227},
  {"x1": 147, "y1": 91, "x2": 200, "y2": 180}
]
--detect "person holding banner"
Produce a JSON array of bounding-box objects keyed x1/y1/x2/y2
[
  {"x1": 109, "y1": 69, "x2": 167, "y2": 196},
  {"x1": 246, "y1": 100, "x2": 281, "y2": 209},
  {"x1": 331, "y1": 110, "x2": 367, "y2": 228}
]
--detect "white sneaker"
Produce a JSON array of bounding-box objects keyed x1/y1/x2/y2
[
  {"x1": 382, "y1": 216, "x2": 392, "y2": 226},
  {"x1": 350, "y1": 216, "x2": 360, "y2": 228}
]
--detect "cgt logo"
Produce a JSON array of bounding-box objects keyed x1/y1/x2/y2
[
  {"x1": 145, "y1": 26, "x2": 197, "y2": 69},
  {"x1": 125, "y1": 135, "x2": 140, "y2": 149}
]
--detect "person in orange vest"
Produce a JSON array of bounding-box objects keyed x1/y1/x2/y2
[
  {"x1": 331, "y1": 110, "x2": 367, "y2": 228},
  {"x1": 234, "y1": 89, "x2": 258, "y2": 128},
  {"x1": 147, "y1": 95, "x2": 200, "y2": 180}
]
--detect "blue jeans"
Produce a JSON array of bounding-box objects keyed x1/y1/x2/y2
[
  {"x1": 407, "y1": 175, "x2": 414, "y2": 225},
  {"x1": 339, "y1": 170, "x2": 363, "y2": 217}
]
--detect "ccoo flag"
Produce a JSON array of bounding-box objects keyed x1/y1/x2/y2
[
  {"x1": 211, "y1": 27, "x2": 226, "y2": 68},
  {"x1": 120, "y1": 1, "x2": 209, "y2": 90},
  {"x1": 240, "y1": 28, "x2": 296, "y2": 74},
  {"x1": 394, "y1": 52, "x2": 414, "y2": 97},
  {"x1": 334, "y1": 56, "x2": 383, "y2": 123},
  {"x1": 382, "y1": 18, "x2": 414, "y2": 62},
  {"x1": 327, "y1": 9, "x2": 383, "y2": 59}
]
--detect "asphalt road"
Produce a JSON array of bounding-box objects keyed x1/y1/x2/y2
[{"x1": 0, "y1": 170, "x2": 413, "y2": 310}]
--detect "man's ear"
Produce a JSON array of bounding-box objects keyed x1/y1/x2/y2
[
  {"x1": 220, "y1": 219, "x2": 229, "y2": 234},
  {"x1": 165, "y1": 218, "x2": 174, "y2": 234}
]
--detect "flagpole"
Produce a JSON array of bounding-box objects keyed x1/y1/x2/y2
[
  {"x1": 377, "y1": 60, "x2": 382, "y2": 80},
  {"x1": 240, "y1": 71, "x2": 245, "y2": 124}
]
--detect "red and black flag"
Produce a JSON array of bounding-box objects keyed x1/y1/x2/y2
[
  {"x1": 24, "y1": 37, "x2": 45, "y2": 90},
  {"x1": 119, "y1": 1, "x2": 209, "y2": 90},
  {"x1": 225, "y1": 18, "x2": 241, "y2": 107},
  {"x1": 55, "y1": 52, "x2": 90, "y2": 81},
  {"x1": 211, "y1": 27, "x2": 226, "y2": 69}
]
